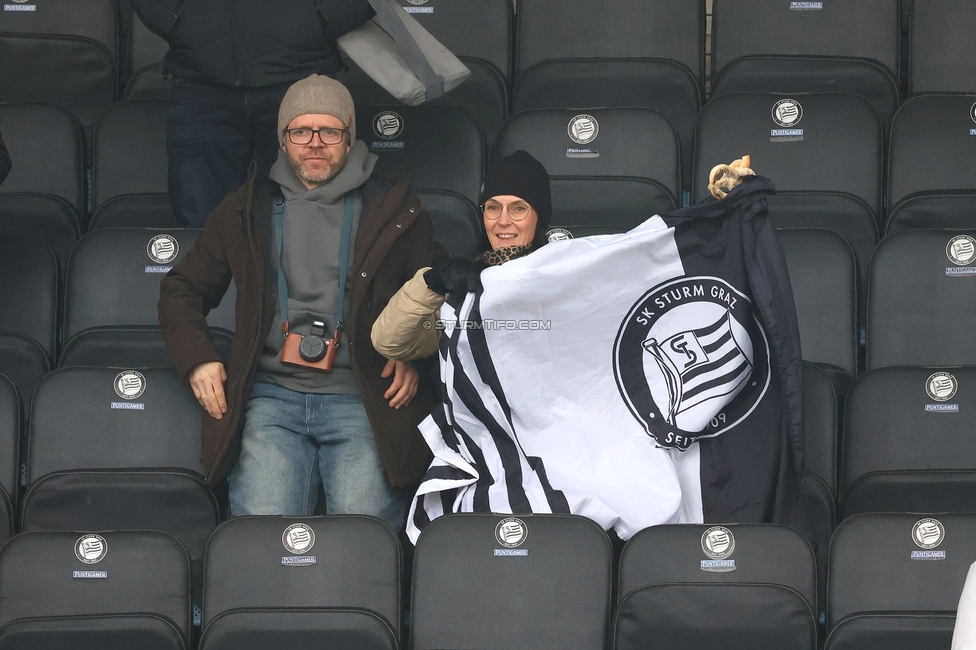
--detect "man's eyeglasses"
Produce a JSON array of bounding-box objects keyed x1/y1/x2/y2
[
  {"x1": 285, "y1": 127, "x2": 348, "y2": 146},
  {"x1": 482, "y1": 201, "x2": 534, "y2": 222}
]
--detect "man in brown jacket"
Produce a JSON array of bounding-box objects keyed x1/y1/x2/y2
[{"x1": 158, "y1": 75, "x2": 438, "y2": 528}]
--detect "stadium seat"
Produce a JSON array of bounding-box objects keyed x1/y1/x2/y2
[
  {"x1": 842, "y1": 367, "x2": 976, "y2": 518},
  {"x1": 0, "y1": 233, "x2": 58, "y2": 364},
  {"x1": 0, "y1": 334, "x2": 49, "y2": 425},
  {"x1": 615, "y1": 523, "x2": 818, "y2": 650},
  {"x1": 60, "y1": 228, "x2": 235, "y2": 368},
  {"x1": 513, "y1": 0, "x2": 702, "y2": 187},
  {"x1": 0, "y1": 0, "x2": 118, "y2": 136},
  {"x1": 779, "y1": 229, "x2": 858, "y2": 391},
  {"x1": 357, "y1": 104, "x2": 484, "y2": 208},
  {"x1": 825, "y1": 513, "x2": 976, "y2": 650},
  {"x1": 21, "y1": 367, "x2": 219, "y2": 602},
  {"x1": 494, "y1": 108, "x2": 681, "y2": 238},
  {"x1": 867, "y1": 229, "x2": 976, "y2": 369},
  {"x1": 909, "y1": 0, "x2": 976, "y2": 94},
  {"x1": 415, "y1": 189, "x2": 482, "y2": 258},
  {"x1": 0, "y1": 530, "x2": 191, "y2": 650},
  {"x1": 124, "y1": 9, "x2": 170, "y2": 100},
  {"x1": 0, "y1": 374, "x2": 17, "y2": 545},
  {"x1": 711, "y1": 0, "x2": 901, "y2": 128},
  {"x1": 0, "y1": 103, "x2": 84, "y2": 264},
  {"x1": 91, "y1": 100, "x2": 178, "y2": 229},
  {"x1": 411, "y1": 514, "x2": 611, "y2": 650},
  {"x1": 802, "y1": 362, "x2": 838, "y2": 496},
  {"x1": 886, "y1": 95, "x2": 976, "y2": 233},
  {"x1": 199, "y1": 516, "x2": 401, "y2": 650},
  {"x1": 693, "y1": 93, "x2": 883, "y2": 293}
]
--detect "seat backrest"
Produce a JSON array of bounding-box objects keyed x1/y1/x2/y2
[
  {"x1": 28, "y1": 367, "x2": 206, "y2": 481},
  {"x1": 357, "y1": 105, "x2": 484, "y2": 207},
  {"x1": 63, "y1": 228, "x2": 236, "y2": 345},
  {"x1": 712, "y1": 0, "x2": 899, "y2": 80},
  {"x1": 411, "y1": 514, "x2": 611, "y2": 650},
  {"x1": 0, "y1": 103, "x2": 85, "y2": 219},
  {"x1": 0, "y1": 375, "x2": 18, "y2": 507},
  {"x1": 692, "y1": 93, "x2": 884, "y2": 219},
  {"x1": 802, "y1": 361, "x2": 837, "y2": 494},
  {"x1": 778, "y1": 228, "x2": 858, "y2": 383},
  {"x1": 0, "y1": 530, "x2": 190, "y2": 649},
  {"x1": 0, "y1": 0, "x2": 118, "y2": 62},
  {"x1": 886, "y1": 95, "x2": 976, "y2": 232},
  {"x1": 515, "y1": 0, "x2": 704, "y2": 86},
  {"x1": 842, "y1": 367, "x2": 976, "y2": 512},
  {"x1": 414, "y1": 189, "x2": 482, "y2": 258},
  {"x1": 867, "y1": 230, "x2": 976, "y2": 369},
  {"x1": 202, "y1": 516, "x2": 400, "y2": 638},
  {"x1": 0, "y1": 334, "x2": 49, "y2": 418},
  {"x1": 827, "y1": 513, "x2": 976, "y2": 629},
  {"x1": 128, "y1": 9, "x2": 168, "y2": 79},
  {"x1": 391, "y1": 0, "x2": 512, "y2": 80},
  {"x1": 93, "y1": 100, "x2": 169, "y2": 211},
  {"x1": 0, "y1": 233, "x2": 58, "y2": 361},
  {"x1": 910, "y1": 0, "x2": 976, "y2": 94},
  {"x1": 616, "y1": 523, "x2": 817, "y2": 650}
]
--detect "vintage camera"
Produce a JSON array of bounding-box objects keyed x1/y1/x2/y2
[{"x1": 281, "y1": 319, "x2": 340, "y2": 371}]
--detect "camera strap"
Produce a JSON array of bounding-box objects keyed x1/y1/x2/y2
[{"x1": 273, "y1": 189, "x2": 356, "y2": 335}]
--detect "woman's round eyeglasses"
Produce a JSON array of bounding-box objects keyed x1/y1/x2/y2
[{"x1": 482, "y1": 201, "x2": 534, "y2": 222}]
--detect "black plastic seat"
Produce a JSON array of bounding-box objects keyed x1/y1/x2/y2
[
  {"x1": 0, "y1": 103, "x2": 84, "y2": 264},
  {"x1": 61, "y1": 228, "x2": 235, "y2": 368},
  {"x1": 0, "y1": 0, "x2": 119, "y2": 136},
  {"x1": 615, "y1": 523, "x2": 818, "y2": 650},
  {"x1": 866, "y1": 229, "x2": 976, "y2": 370},
  {"x1": 495, "y1": 108, "x2": 680, "y2": 238},
  {"x1": 0, "y1": 233, "x2": 58, "y2": 364},
  {"x1": 711, "y1": 0, "x2": 900, "y2": 129},
  {"x1": 411, "y1": 514, "x2": 611, "y2": 650},
  {"x1": 825, "y1": 513, "x2": 976, "y2": 650},
  {"x1": 91, "y1": 100, "x2": 176, "y2": 228},
  {"x1": 199, "y1": 516, "x2": 401, "y2": 650},
  {"x1": 0, "y1": 375, "x2": 17, "y2": 546},
  {"x1": 513, "y1": 0, "x2": 702, "y2": 187},
  {"x1": 779, "y1": 229, "x2": 858, "y2": 391},
  {"x1": 694, "y1": 93, "x2": 883, "y2": 293},
  {"x1": 22, "y1": 367, "x2": 219, "y2": 602},
  {"x1": 415, "y1": 189, "x2": 482, "y2": 258},
  {"x1": 357, "y1": 104, "x2": 484, "y2": 209},
  {"x1": 0, "y1": 530, "x2": 190, "y2": 650},
  {"x1": 909, "y1": 0, "x2": 976, "y2": 95},
  {"x1": 0, "y1": 334, "x2": 49, "y2": 423},
  {"x1": 886, "y1": 95, "x2": 976, "y2": 233},
  {"x1": 842, "y1": 367, "x2": 976, "y2": 518},
  {"x1": 124, "y1": 10, "x2": 170, "y2": 99}
]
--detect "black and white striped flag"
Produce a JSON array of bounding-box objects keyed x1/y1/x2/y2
[{"x1": 407, "y1": 177, "x2": 808, "y2": 543}]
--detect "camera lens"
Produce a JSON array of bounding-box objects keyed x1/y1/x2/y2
[{"x1": 299, "y1": 335, "x2": 327, "y2": 362}]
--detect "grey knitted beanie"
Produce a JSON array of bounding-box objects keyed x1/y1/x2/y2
[{"x1": 277, "y1": 75, "x2": 356, "y2": 144}]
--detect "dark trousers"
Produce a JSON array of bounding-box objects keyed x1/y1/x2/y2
[{"x1": 167, "y1": 78, "x2": 292, "y2": 227}]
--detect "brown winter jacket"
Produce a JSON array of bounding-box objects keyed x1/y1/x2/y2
[{"x1": 158, "y1": 163, "x2": 439, "y2": 487}]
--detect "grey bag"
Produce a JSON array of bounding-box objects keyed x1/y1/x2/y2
[{"x1": 337, "y1": 0, "x2": 470, "y2": 106}]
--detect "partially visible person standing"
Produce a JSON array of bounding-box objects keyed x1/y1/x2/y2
[
  {"x1": 0, "y1": 129, "x2": 10, "y2": 185},
  {"x1": 130, "y1": 0, "x2": 375, "y2": 227},
  {"x1": 954, "y1": 561, "x2": 976, "y2": 649}
]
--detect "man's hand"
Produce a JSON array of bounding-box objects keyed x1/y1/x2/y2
[
  {"x1": 189, "y1": 361, "x2": 227, "y2": 419},
  {"x1": 381, "y1": 359, "x2": 419, "y2": 409}
]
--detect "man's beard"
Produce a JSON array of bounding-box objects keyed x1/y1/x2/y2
[{"x1": 289, "y1": 148, "x2": 347, "y2": 186}]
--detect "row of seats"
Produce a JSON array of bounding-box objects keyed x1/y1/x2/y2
[
  {"x1": 2, "y1": 0, "x2": 974, "y2": 189},
  {"x1": 0, "y1": 513, "x2": 970, "y2": 650}
]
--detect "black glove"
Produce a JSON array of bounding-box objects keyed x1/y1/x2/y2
[{"x1": 424, "y1": 256, "x2": 483, "y2": 297}]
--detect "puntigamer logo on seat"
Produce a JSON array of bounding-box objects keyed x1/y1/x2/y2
[{"x1": 3, "y1": 0, "x2": 35, "y2": 11}]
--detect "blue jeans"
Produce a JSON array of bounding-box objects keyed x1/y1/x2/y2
[
  {"x1": 228, "y1": 382, "x2": 410, "y2": 531},
  {"x1": 166, "y1": 78, "x2": 291, "y2": 227}
]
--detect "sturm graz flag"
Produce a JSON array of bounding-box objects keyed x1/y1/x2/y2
[{"x1": 407, "y1": 177, "x2": 810, "y2": 544}]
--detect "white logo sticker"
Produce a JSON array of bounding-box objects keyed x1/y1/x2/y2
[
  {"x1": 772, "y1": 99, "x2": 803, "y2": 128},
  {"x1": 147, "y1": 234, "x2": 179, "y2": 264},
  {"x1": 114, "y1": 371, "x2": 146, "y2": 400},
  {"x1": 926, "y1": 372, "x2": 958, "y2": 402},
  {"x1": 75, "y1": 535, "x2": 108, "y2": 564},
  {"x1": 567, "y1": 115, "x2": 599, "y2": 145},
  {"x1": 946, "y1": 235, "x2": 976, "y2": 266},
  {"x1": 547, "y1": 228, "x2": 573, "y2": 242},
  {"x1": 495, "y1": 518, "x2": 528, "y2": 548},
  {"x1": 701, "y1": 526, "x2": 736, "y2": 559},
  {"x1": 373, "y1": 111, "x2": 404, "y2": 140},
  {"x1": 971, "y1": 103, "x2": 976, "y2": 124},
  {"x1": 913, "y1": 519, "x2": 945, "y2": 549},
  {"x1": 282, "y1": 523, "x2": 316, "y2": 555}
]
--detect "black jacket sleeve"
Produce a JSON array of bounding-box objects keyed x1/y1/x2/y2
[
  {"x1": 316, "y1": 0, "x2": 375, "y2": 42},
  {"x1": 130, "y1": 0, "x2": 181, "y2": 40},
  {"x1": 0, "y1": 130, "x2": 11, "y2": 186}
]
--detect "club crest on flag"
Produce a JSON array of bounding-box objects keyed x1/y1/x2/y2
[{"x1": 613, "y1": 276, "x2": 770, "y2": 450}]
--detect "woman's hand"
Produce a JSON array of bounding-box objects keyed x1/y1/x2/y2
[{"x1": 381, "y1": 359, "x2": 419, "y2": 409}]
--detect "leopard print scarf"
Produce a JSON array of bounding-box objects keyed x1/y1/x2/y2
[{"x1": 478, "y1": 245, "x2": 533, "y2": 267}]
